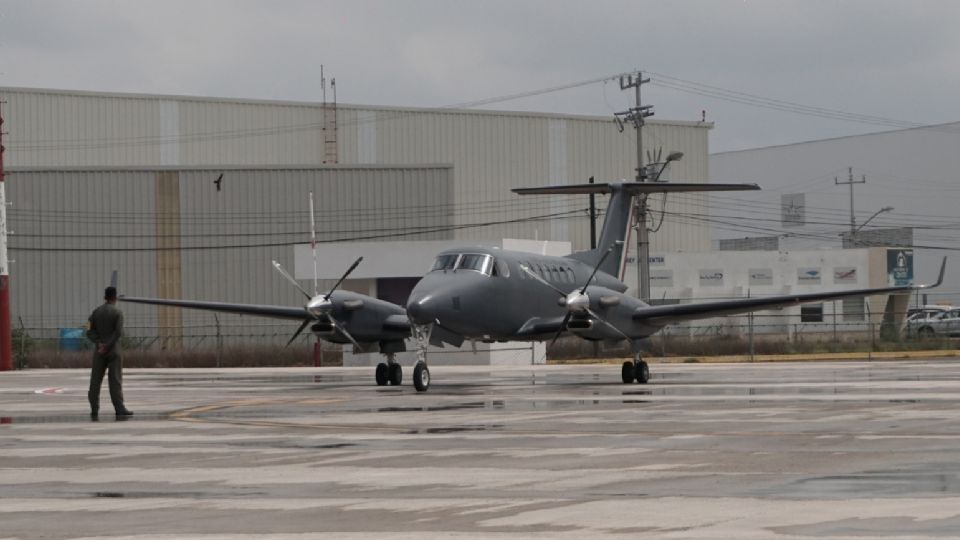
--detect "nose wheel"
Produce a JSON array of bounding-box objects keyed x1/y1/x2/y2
[
  {"x1": 413, "y1": 362, "x2": 431, "y2": 392},
  {"x1": 621, "y1": 356, "x2": 650, "y2": 384}
]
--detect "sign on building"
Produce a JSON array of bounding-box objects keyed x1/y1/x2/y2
[
  {"x1": 699, "y1": 269, "x2": 724, "y2": 286},
  {"x1": 749, "y1": 268, "x2": 773, "y2": 286},
  {"x1": 887, "y1": 249, "x2": 914, "y2": 286},
  {"x1": 833, "y1": 267, "x2": 858, "y2": 284},
  {"x1": 781, "y1": 193, "x2": 805, "y2": 227},
  {"x1": 797, "y1": 267, "x2": 821, "y2": 284}
]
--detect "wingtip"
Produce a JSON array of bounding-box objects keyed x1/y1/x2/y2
[{"x1": 916, "y1": 256, "x2": 947, "y2": 289}]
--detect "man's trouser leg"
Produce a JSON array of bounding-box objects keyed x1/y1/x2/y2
[
  {"x1": 106, "y1": 353, "x2": 126, "y2": 413},
  {"x1": 88, "y1": 355, "x2": 108, "y2": 414}
]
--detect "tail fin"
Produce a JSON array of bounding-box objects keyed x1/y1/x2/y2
[
  {"x1": 110, "y1": 270, "x2": 118, "y2": 290},
  {"x1": 513, "y1": 181, "x2": 760, "y2": 277}
]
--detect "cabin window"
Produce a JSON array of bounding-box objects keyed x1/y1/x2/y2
[
  {"x1": 494, "y1": 259, "x2": 510, "y2": 278},
  {"x1": 431, "y1": 254, "x2": 458, "y2": 272}
]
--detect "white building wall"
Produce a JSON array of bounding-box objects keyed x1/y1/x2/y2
[
  {"x1": 633, "y1": 248, "x2": 900, "y2": 335},
  {"x1": 711, "y1": 123, "x2": 960, "y2": 306}
]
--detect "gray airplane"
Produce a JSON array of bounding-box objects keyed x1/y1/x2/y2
[{"x1": 402, "y1": 182, "x2": 945, "y2": 392}]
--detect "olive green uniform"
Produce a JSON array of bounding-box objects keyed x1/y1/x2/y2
[{"x1": 86, "y1": 303, "x2": 126, "y2": 415}]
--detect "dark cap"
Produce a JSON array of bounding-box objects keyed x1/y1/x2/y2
[{"x1": 104, "y1": 286, "x2": 117, "y2": 300}]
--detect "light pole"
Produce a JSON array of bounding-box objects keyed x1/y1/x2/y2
[
  {"x1": 849, "y1": 206, "x2": 894, "y2": 247},
  {"x1": 636, "y1": 151, "x2": 683, "y2": 302}
]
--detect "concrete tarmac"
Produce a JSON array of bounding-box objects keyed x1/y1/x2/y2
[{"x1": 2, "y1": 360, "x2": 960, "y2": 539}]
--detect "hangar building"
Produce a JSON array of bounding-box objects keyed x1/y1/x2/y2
[{"x1": 0, "y1": 87, "x2": 717, "y2": 348}]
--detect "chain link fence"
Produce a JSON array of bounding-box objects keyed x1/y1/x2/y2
[{"x1": 11, "y1": 311, "x2": 957, "y2": 368}]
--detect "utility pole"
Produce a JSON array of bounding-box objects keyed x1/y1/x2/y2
[
  {"x1": 836, "y1": 167, "x2": 865, "y2": 247},
  {"x1": 0, "y1": 100, "x2": 12, "y2": 371},
  {"x1": 588, "y1": 176, "x2": 597, "y2": 249},
  {"x1": 615, "y1": 72, "x2": 654, "y2": 301}
]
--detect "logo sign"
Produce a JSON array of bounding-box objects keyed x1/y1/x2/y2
[
  {"x1": 699, "y1": 269, "x2": 724, "y2": 286},
  {"x1": 797, "y1": 268, "x2": 821, "y2": 284},
  {"x1": 649, "y1": 255, "x2": 665, "y2": 267},
  {"x1": 748, "y1": 268, "x2": 773, "y2": 286},
  {"x1": 887, "y1": 249, "x2": 914, "y2": 286},
  {"x1": 833, "y1": 267, "x2": 858, "y2": 284},
  {"x1": 782, "y1": 193, "x2": 805, "y2": 227},
  {"x1": 650, "y1": 269, "x2": 673, "y2": 287}
]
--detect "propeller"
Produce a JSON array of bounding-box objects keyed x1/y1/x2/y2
[
  {"x1": 520, "y1": 241, "x2": 629, "y2": 347},
  {"x1": 272, "y1": 256, "x2": 365, "y2": 348}
]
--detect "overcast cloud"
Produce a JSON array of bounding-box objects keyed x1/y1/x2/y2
[{"x1": 1, "y1": 0, "x2": 959, "y2": 152}]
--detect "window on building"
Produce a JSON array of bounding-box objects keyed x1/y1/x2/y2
[
  {"x1": 801, "y1": 304, "x2": 824, "y2": 323},
  {"x1": 842, "y1": 297, "x2": 865, "y2": 322}
]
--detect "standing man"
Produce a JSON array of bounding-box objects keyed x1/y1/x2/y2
[{"x1": 87, "y1": 286, "x2": 132, "y2": 419}]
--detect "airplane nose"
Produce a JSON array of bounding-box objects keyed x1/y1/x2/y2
[{"x1": 406, "y1": 294, "x2": 435, "y2": 325}]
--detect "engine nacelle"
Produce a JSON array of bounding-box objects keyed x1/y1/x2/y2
[
  {"x1": 311, "y1": 321, "x2": 336, "y2": 335},
  {"x1": 567, "y1": 318, "x2": 594, "y2": 331}
]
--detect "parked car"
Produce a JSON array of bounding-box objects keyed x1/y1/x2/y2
[{"x1": 905, "y1": 306, "x2": 960, "y2": 337}]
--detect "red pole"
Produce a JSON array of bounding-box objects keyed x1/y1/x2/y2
[{"x1": 0, "y1": 101, "x2": 12, "y2": 371}]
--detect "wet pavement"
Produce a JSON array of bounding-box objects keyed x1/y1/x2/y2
[{"x1": 3, "y1": 360, "x2": 960, "y2": 538}]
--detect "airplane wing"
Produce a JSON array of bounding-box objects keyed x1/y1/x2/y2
[
  {"x1": 382, "y1": 313, "x2": 412, "y2": 332},
  {"x1": 515, "y1": 316, "x2": 568, "y2": 338},
  {"x1": 634, "y1": 258, "x2": 946, "y2": 325},
  {"x1": 120, "y1": 296, "x2": 307, "y2": 320}
]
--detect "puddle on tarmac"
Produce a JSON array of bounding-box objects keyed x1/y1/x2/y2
[
  {"x1": 91, "y1": 490, "x2": 265, "y2": 499},
  {"x1": 410, "y1": 425, "x2": 504, "y2": 434},
  {"x1": 788, "y1": 467, "x2": 960, "y2": 497},
  {"x1": 0, "y1": 413, "x2": 172, "y2": 425}
]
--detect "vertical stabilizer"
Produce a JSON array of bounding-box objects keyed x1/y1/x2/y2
[
  {"x1": 512, "y1": 181, "x2": 760, "y2": 279},
  {"x1": 567, "y1": 184, "x2": 631, "y2": 276}
]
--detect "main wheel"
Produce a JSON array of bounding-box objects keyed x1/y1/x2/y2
[
  {"x1": 621, "y1": 361, "x2": 635, "y2": 384},
  {"x1": 389, "y1": 363, "x2": 403, "y2": 386},
  {"x1": 375, "y1": 363, "x2": 389, "y2": 386},
  {"x1": 634, "y1": 360, "x2": 650, "y2": 384},
  {"x1": 413, "y1": 362, "x2": 431, "y2": 392}
]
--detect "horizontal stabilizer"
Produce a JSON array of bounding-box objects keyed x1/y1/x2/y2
[{"x1": 513, "y1": 182, "x2": 760, "y2": 195}]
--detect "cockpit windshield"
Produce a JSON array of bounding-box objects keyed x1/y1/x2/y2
[
  {"x1": 429, "y1": 252, "x2": 495, "y2": 276},
  {"x1": 430, "y1": 254, "x2": 459, "y2": 272},
  {"x1": 458, "y1": 253, "x2": 492, "y2": 274}
]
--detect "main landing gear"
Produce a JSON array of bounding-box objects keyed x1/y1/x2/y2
[
  {"x1": 621, "y1": 353, "x2": 650, "y2": 384},
  {"x1": 375, "y1": 353, "x2": 403, "y2": 386}
]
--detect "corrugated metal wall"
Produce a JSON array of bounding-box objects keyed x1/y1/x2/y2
[
  {"x1": 6, "y1": 165, "x2": 453, "y2": 343},
  {"x1": 0, "y1": 87, "x2": 714, "y2": 253}
]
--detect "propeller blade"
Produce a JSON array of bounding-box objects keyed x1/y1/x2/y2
[
  {"x1": 329, "y1": 316, "x2": 363, "y2": 350},
  {"x1": 325, "y1": 256, "x2": 364, "y2": 301},
  {"x1": 520, "y1": 264, "x2": 568, "y2": 296},
  {"x1": 285, "y1": 319, "x2": 312, "y2": 348},
  {"x1": 547, "y1": 311, "x2": 573, "y2": 350},
  {"x1": 585, "y1": 307, "x2": 631, "y2": 341},
  {"x1": 581, "y1": 241, "x2": 622, "y2": 294},
  {"x1": 272, "y1": 260, "x2": 312, "y2": 300}
]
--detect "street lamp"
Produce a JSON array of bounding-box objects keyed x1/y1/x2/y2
[
  {"x1": 636, "y1": 151, "x2": 684, "y2": 302},
  {"x1": 648, "y1": 151, "x2": 684, "y2": 182},
  {"x1": 849, "y1": 205, "x2": 894, "y2": 247}
]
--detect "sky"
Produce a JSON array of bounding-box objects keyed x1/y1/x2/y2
[{"x1": 1, "y1": 0, "x2": 959, "y2": 152}]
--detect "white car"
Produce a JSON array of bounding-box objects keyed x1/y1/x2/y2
[{"x1": 906, "y1": 306, "x2": 960, "y2": 337}]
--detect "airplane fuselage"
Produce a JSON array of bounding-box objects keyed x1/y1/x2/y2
[{"x1": 406, "y1": 246, "x2": 664, "y2": 343}]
